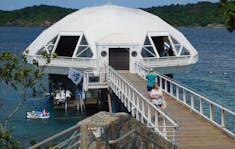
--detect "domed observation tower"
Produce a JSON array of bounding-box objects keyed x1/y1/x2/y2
[{"x1": 24, "y1": 5, "x2": 198, "y2": 108}]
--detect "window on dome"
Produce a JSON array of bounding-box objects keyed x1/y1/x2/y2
[
  {"x1": 170, "y1": 36, "x2": 190, "y2": 56},
  {"x1": 37, "y1": 36, "x2": 57, "y2": 55},
  {"x1": 55, "y1": 36, "x2": 80, "y2": 57},
  {"x1": 151, "y1": 36, "x2": 175, "y2": 57},
  {"x1": 141, "y1": 37, "x2": 156, "y2": 57},
  {"x1": 171, "y1": 37, "x2": 181, "y2": 55},
  {"x1": 75, "y1": 35, "x2": 93, "y2": 58},
  {"x1": 180, "y1": 47, "x2": 190, "y2": 55}
]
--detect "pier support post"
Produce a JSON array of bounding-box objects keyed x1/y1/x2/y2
[
  {"x1": 65, "y1": 101, "x2": 67, "y2": 111},
  {"x1": 108, "y1": 89, "x2": 112, "y2": 113}
]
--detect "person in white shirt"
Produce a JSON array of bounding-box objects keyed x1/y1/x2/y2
[
  {"x1": 148, "y1": 82, "x2": 166, "y2": 109},
  {"x1": 60, "y1": 90, "x2": 66, "y2": 102},
  {"x1": 66, "y1": 90, "x2": 71, "y2": 101}
]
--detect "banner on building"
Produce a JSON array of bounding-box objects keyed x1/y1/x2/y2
[{"x1": 68, "y1": 68, "x2": 83, "y2": 85}]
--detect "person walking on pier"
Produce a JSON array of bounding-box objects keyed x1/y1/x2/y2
[
  {"x1": 146, "y1": 68, "x2": 157, "y2": 94},
  {"x1": 149, "y1": 82, "x2": 166, "y2": 109}
]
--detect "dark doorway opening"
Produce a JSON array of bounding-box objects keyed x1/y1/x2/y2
[{"x1": 109, "y1": 48, "x2": 129, "y2": 70}]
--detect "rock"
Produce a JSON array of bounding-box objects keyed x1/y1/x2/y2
[{"x1": 79, "y1": 111, "x2": 179, "y2": 149}]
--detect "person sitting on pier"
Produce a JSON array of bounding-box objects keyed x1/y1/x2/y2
[
  {"x1": 146, "y1": 68, "x2": 157, "y2": 95},
  {"x1": 148, "y1": 82, "x2": 166, "y2": 109}
]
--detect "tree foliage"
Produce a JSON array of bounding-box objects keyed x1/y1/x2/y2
[
  {"x1": 0, "y1": 129, "x2": 19, "y2": 149},
  {"x1": 143, "y1": 2, "x2": 223, "y2": 27},
  {"x1": 0, "y1": 2, "x2": 225, "y2": 27},
  {"x1": 219, "y1": 0, "x2": 235, "y2": 32},
  {"x1": 0, "y1": 5, "x2": 75, "y2": 26},
  {"x1": 0, "y1": 51, "x2": 47, "y2": 148}
]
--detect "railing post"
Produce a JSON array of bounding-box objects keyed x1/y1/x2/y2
[
  {"x1": 183, "y1": 89, "x2": 186, "y2": 104},
  {"x1": 160, "y1": 78, "x2": 163, "y2": 89},
  {"x1": 136, "y1": 96, "x2": 140, "y2": 121},
  {"x1": 86, "y1": 73, "x2": 89, "y2": 88},
  {"x1": 163, "y1": 118, "x2": 167, "y2": 137},
  {"x1": 117, "y1": 78, "x2": 120, "y2": 98},
  {"x1": 176, "y1": 87, "x2": 179, "y2": 100},
  {"x1": 123, "y1": 84, "x2": 127, "y2": 107},
  {"x1": 141, "y1": 100, "x2": 145, "y2": 123},
  {"x1": 131, "y1": 92, "x2": 135, "y2": 117},
  {"x1": 154, "y1": 111, "x2": 159, "y2": 130},
  {"x1": 170, "y1": 83, "x2": 173, "y2": 96},
  {"x1": 164, "y1": 80, "x2": 167, "y2": 92},
  {"x1": 191, "y1": 94, "x2": 194, "y2": 109},
  {"x1": 200, "y1": 98, "x2": 203, "y2": 114},
  {"x1": 127, "y1": 87, "x2": 131, "y2": 112},
  {"x1": 221, "y1": 109, "x2": 225, "y2": 128},
  {"x1": 147, "y1": 105, "x2": 151, "y2": 126},
  {"x1": 174, "y1": 126, "x2": 178, "y2": 145},
  {"x1": 209, "y1": 104, "x2": 214, "y2": 121},
  {"x1": 120, "y1": 80, "x2": 123, "y2": 102}
]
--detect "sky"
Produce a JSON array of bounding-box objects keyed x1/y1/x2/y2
[{"x1": 0, "y1": 0, "x2": 219, "y2": 10}]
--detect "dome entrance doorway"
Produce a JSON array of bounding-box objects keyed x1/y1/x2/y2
[{"x1": 109, "y1": 48, "x2": 129, "y2": 70}]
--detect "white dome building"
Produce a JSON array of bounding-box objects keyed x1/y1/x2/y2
[{"x1": 25, "y1": 5, "x2": 198, "y2": 74}]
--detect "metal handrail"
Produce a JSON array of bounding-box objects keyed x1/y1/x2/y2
[
  {"x1": 136, "y1": 62, "x2": 235, "y2": 137},
  {"x1": 83, "y1": 71, "x2": 108, "y2": 91},
  {"x1": 141, "y1": 55, "x2": 191, "y2": 60},
  {"x1": 109, "y1": 67, "x2": 178, "y2": 126},
  {"x1": 108, "y1": 66, "x2": 179, "y2": 144},
  {"x1": 27, "y1": 123, "x2": 81, "y2": 149},
  {"x1": 138, "y1": 62, "x2": 234, "y2": 112},
  {"x1": 108, "y1": 129, "x2": 166, "y2": 149},
  {"x1": 109, "y1": 129, "x2": 135, "y2": 144}
]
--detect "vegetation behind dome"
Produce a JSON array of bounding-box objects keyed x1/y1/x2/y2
[{"x1": 0, "y1": 2, "x2": 226, "y2": 28}]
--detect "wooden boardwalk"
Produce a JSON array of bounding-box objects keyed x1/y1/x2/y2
[{"x1": 119, "y1": 71, "x2": 235, "y2": 149}]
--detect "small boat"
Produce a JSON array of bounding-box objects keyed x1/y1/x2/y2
[{"x1": 27, "y1": 111, "x2": 50, "y2": 119}]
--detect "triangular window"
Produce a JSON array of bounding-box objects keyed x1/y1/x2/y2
[
  {"x1": 80, "y1": 36, "x2": 88, "y2": 45},
  {"x1": 144, "y1": 37, "x2": 151, "y2": 46},
  {"x1": 76, "y1": 35, "x2": 93, "y2": 58},
  {"x1": 37, "y1": 36, "x2": 57, "y2": 55},
  {"x1": 141, "y1": 36, "x2": 156, "y2": 57},
  {"x1": 181, "y1": 47, "x2": 190, "y2": 55},
  {"x1": 171, "y1": 36, "x2": 190, "y2": 56}
]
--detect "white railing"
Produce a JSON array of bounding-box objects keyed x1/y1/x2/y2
[
  {"x1": 108, "y1": 66, "x2": 179, "y2": 144},
  {"x1": 139, "y1": 55, "x2": 198, "y2": 67},
  {"x1": 26, "y1": 55, "x2": 98, "y2": 68},
  {"x1": 28, "y1": 123, "x2": 81, "y2": 149},
  {"x1": 83, "y1": 71, "x2": 108, "y2": 91},
  {"x1": 136, "y1": 62, "x2": 235, "y2": 138}
]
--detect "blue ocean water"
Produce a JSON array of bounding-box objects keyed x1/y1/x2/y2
[{"x1": 0, "y1": 27, "x2": 235, "y2": 147}]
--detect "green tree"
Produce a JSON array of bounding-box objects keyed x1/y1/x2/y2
[
  {"x1": 219, "y1": 0, "x2": 235, "y2": 32},
  {"x1": 0, "y1": 51, "x2": 47, "y2": 148}
]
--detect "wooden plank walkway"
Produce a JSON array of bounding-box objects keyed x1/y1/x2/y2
[{"x1": 118, "y1": 71, "x2": 235, "y2": 149}]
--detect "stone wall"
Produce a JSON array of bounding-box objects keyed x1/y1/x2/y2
[{"x1": 79, "y1": 111, "x2": 178, "y2": 149}]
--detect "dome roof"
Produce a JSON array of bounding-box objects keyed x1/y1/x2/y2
[{"x1": 26, "y1": 5, "x2": 197, "y2": 57}]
